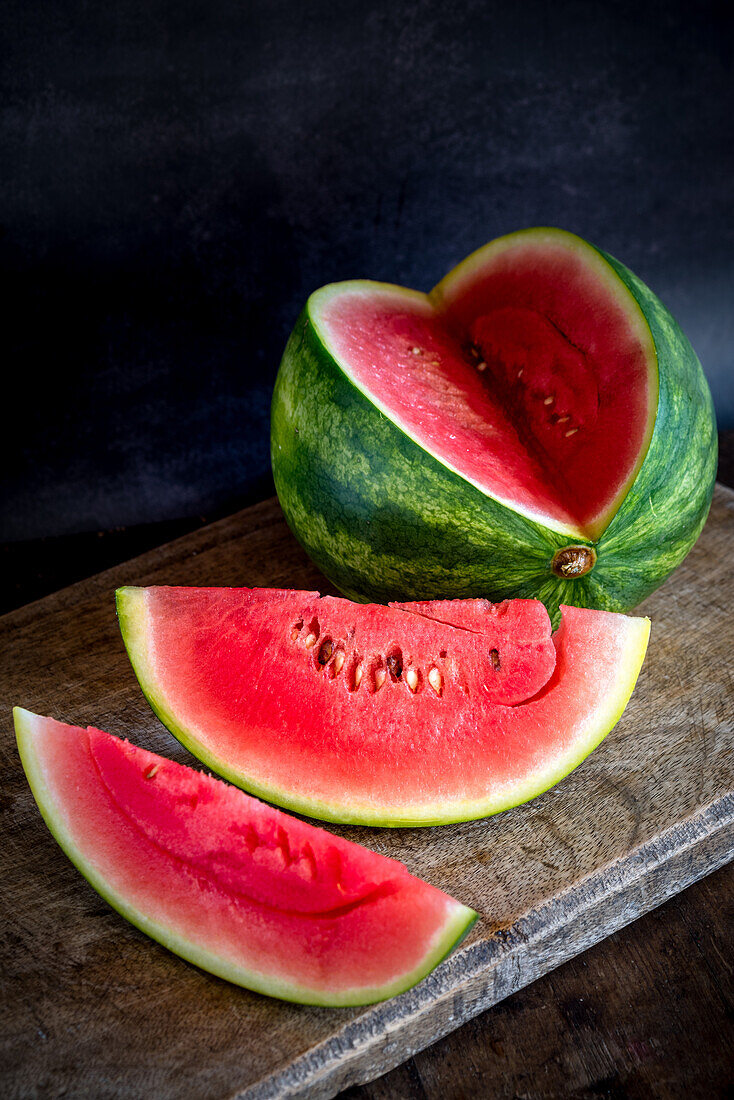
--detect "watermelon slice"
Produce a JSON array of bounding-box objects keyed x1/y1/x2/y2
[
  {"x1": 14, "y1": 708, "x2": 477, "y2": 1006},
  {"x1": 116, "y1": 587, "x2": 650, "y2": 826},
  {"x1": 271, "y1": 227, "x2": 716, "y2": 619}
]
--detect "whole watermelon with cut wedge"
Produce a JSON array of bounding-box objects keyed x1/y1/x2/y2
[{"x1": 271, "y1": 228, "x2": 716, "y2": 619}]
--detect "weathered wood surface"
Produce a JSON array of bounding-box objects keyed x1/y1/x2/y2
[
  {"x1": 341, "y1": 862, "x2": 734, "y2": 1099},
  {"x1": 1, "y1": 486, "x2": 733, "y2": 1100}
]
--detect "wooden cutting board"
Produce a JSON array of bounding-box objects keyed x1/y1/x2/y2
[{"x1": 2, "y1": 487, "x2": 733, "y2": 1100}]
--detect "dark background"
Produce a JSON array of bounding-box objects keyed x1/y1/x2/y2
[{"x1": 2, "y1": 0, "x2": 733, "y2": 545}]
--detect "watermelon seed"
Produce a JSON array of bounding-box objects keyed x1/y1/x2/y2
[
  {"x1": 565, "y1": 427, "x2": 579, "y2": 437},
  {"x1": 345, "y1": 656, "x2": 363, "y2": 691},
  {"x1": 145, "y1": 764, "x2": 160, "y2": 780},
  {"x1": 333, "y1": 650, "x2": 345, "y2": 674},
  {"x1": 489, "y1": 648, "x2": 501, "y2": 671},
  {"x1": 405, "y1": 669, "x2": 419, "y2": 693},
  {"x1": 517, "y1": 368, "x2": 524, "y2": 378},
  {"x1": 476, "y1": 361, "x2": 487, "y2": 372},
  {"x1": 543, "y1": 395, "x2": 554, "y2": 406},
  {"x1": 386, "y1": 649, "x2": 403, "y2": 680},
  {"x1": 558, "y1": 415, "x2": 570, "y2": 423},
  {"x1": 428, "y1": 668, "x2": 443, "y2": 696},
  {"x1": 318, "y1": 639, "x2": 334, "y2": 665},
  {"x1": 304, "y1": 618, "x2": 320, "y2": 648},
  {"x1": 411, "y1": 346, "x2": 422, "y2": 355},
  {"x1": 291, "y1": 619, "x2": 303, "y2": 641},
  {"x1": 374, "y1": 667, "x2": 387, "y2": 692}
]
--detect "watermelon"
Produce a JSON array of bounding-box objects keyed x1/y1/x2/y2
[
  {"x1": 14, "y1": 708, "x2": 476, "y2": 1006},
  {"x1": 116, "y1": 586, "x2": 650, "y2": 827},
  {"x1": 271, "y1": 227, "x2": 716, "y2": 619}
]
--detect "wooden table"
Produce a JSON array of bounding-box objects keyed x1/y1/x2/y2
[{"x1": 2, "y1": 442, "x2": 733, "y2": 1099}]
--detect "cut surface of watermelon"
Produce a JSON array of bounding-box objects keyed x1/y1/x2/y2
[
  {"x1": 272, "y1": 228, "x2": 716, "y2": 619},
  {"x1": 14, "y1": 708, "x2": 476, "y2": 1006},
  {"x1": 312, "y1": 230, "x2": 657, "y2": 540},
  {"x1": 117, "y1": 586, "x2": 650, "y2": 827}
]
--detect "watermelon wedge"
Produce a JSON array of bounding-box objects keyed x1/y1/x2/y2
[
  {"x1": 271, "y1": 227, "x2": 716, "y2": 619},
  {"x1": 14, "y1": 708, "x2": 477, "y2": 1006},
  {"x1": 116, "y1": 587, "x2": 650, "y2": 827}
]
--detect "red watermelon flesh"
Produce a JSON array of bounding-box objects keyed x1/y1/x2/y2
[
  {"x1": 14, "y1": 708, "x2": 476, "y2": 1005},
  {"x1": 117, "y1": 586, "x2": 650, "y2": 826},
  {"x1": 315, "y1": 232, "x2": 657, "y2": 539},
  {"x1": 390, "y1": 596, "x2": 552, "y2": 646}
]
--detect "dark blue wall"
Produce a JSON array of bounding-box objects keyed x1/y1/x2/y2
[{"x1": 3, "y1": 0, "x2": 732, "y2": 540}]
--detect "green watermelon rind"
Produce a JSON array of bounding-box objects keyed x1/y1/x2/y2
[
  {"x1": 270, "y1": 228, "x2": 716, "y2": 621},
  {"x1": 271, "y1": 300, "x2": 571, "y2": 611},
  {"x1": 14, "y1": 706, "x2": 478, "y2": 1007},
  {"x1": 585, "y1": 250, "x2": 717, "y2": 610},
  {"x1": 116, "y1": 587, "x2": 650, "y2": 828}
]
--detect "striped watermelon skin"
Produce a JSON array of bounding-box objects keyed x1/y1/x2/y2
[
  {"x1": 271, "y1": 230, "x2": 716, "y2": 621},
  {"x1": 585, "y1": 252, "x2": 717, "y2": 610}
]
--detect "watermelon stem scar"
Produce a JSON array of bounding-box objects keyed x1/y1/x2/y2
[{"x1": 551, "y1": 545, "x2": 597, "y2": 579}]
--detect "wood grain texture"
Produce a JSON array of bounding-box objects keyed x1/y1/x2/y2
[
  {"x1": 1, "y1": 487, "x2": 733, "y2": 1100},
  {"x1": 341, "y1": 862, "x2": 734, "y2": 1100}
]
